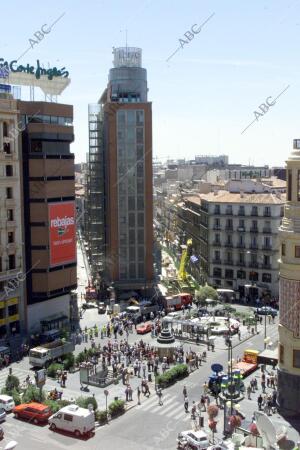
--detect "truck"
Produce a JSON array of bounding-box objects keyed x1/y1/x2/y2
[
  {"x1": 233, "y1": 349, "x2": 259, "y2": 377},
  {"x1": 163, "y1": 292, "x2": 193, "y2": 312},
  {"x1": 29, "y1": 340, "x2": 75, "y2": 368},
  {"x1": 126, "y1": 303, "x2": 159, "y2": 323}
]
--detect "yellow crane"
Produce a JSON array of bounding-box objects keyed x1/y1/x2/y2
[{"x1": 178, "y1": 239, "x2": 193, "y2": 281}]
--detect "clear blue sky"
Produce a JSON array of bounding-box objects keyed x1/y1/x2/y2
[{"x1": 2, "y1": 0, "x2": 300, "y2": 166}]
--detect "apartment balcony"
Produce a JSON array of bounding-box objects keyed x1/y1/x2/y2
[
  {"x1": 237, "y1": 261, "x2": 246, "y2": 267},
  {"x1": 224, "y1": 242, "x2": 233, "y2": 248},
  {"x1": 225, "y1": 226, "x2": 233, "y2": 231},
  {"x1": 236, "y1": 243, "x2": 246, "y2": 249},
  {"x1": 6, "y1": 221, "x2": 16, "y2": 228},
  {"x1": 250, "y1": 227, "x2": 259, "y2": 233},
  {"x1": 224, "y1": 260, "x2": 234, "y2": 266},
  {"x1": 248, "y1": 262, "x2": 259, "y2": 268},
  {"x1": 263, "y1": 228, "x2": 272, "y2": 234},
  {"x1": 249, "y1": 245, "x2": 258, "y2": 250},
  {"x1": 212, "y1": 259, "x2": 222, "y2": 264},
  {"x1": 237, "y1": 227, "x2": 246, "y2": 232},
  {"x1": 238, "y1": 211, "x2": 245, "y2": 216},
  {"x1": 264, "y1": 213, "x2": 271, "y2": 217},
  {"x1": 224, "y1": 210, "x2": 233, "y2": 216},
  {"x1": 213, "y1": 225, "x2": 221, "y2": 230},
  {"x1": 212, "y1": 241, "x2": 221, "y2": 246},
  {"x1": 251, "y1": 212, "x2": 258, "y2": 217},
  {"x1": 262, "y1": 245, "x2": 274, "y2": 252},
  {"x1": 5, "y1": 199, "x2": 16, "y2": 208},
  {"x1": 261, "y1": 263, "x2": 272, "y2": 269}
]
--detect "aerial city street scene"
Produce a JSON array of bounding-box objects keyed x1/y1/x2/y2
[{"x1": 0, "y1": 0, "x2": 299, "y2": 449}]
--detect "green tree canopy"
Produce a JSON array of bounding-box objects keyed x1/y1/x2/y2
[{"x1": 194, "y1": 285, "x2": 218, "y2": 305}]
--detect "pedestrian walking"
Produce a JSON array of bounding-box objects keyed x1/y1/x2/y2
[
  {"x1": 157, "y1": 388, "x2": 163, "y2": 406},
  {"x1": 183, "y1": 385, "x2": 187, "y2": 398},
  {"x1": 137, "y1": 386, "x2": 141, "y2": 405},
  {"x1": 257, "y1": 394, "x2": 263, "y2": 410},
  {"x1": 247, "y1": 385, "x2": 251, "y2": 400},
  {"x1": 125, "y1": 385, "x2": 129, "y2": 402},
  {"x1": 184, "y1": 395, "x2": 189, "y2": 413}
]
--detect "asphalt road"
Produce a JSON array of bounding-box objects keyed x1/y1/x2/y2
[{"x1": 0, "y1": 321, "x2": 283, "y2": 450}]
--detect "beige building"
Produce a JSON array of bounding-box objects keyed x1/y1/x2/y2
[
  {"x1": 200, "y1": 190, "x2": 285, "y2": 298},
  {"x1": 0, "y1": 95, "x2": 25, "y2": 342},
  {"x1": 277, "y1": 139, "x2": 300, "y2": 416}
]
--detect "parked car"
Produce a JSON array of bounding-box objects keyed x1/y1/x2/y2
[
  {"x1": 98, "y1": 302, "x2": 106, "y2": 314},
  {"x1": 177, "y1": 429, "x2": 209, "y2": 449},
  {"x1": 256, "y1": 306, "x2": 278, "y2": 316},
  {"x1": 136, "y1": 322, "x2": 152, "y2": 334},
  {"x1": 0, "y1": 409, "x2": 6, "y2": 423},
  {"x1": 49, "y1": 404, "x2": 95, "y2": 437},
  {"x1": 13, "y1": 402, "x2": 52, "y2": 424},
  {"x1": 82, "y1": 302, "x2": 97, "y2": 310},
  {"x1": 0, "y1": 395, "x2": 15, "y2": 412}
]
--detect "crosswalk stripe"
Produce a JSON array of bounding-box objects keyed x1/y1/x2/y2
[
  {"x1": 141, "y1": 394, "x2": 170, "y2": 411},
  {"x1": 158, "y1": 400, "x2": 178, "y2": 415},
  {"x1": 183, "y1": 413, "x2": 191, "y2": 421},
  {"x1": 169, "y1": 405, "x2": 185, "y2": 420},
  {"x1": 152, "y1": 396, "x2": 174, "y2": 413}
]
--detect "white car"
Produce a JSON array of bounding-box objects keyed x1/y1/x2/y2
[
  {"x1": 177, "y1": 429, "x2": 209, "y2": 449},
  {"x1": 0, "y1": 395, "x2": 15, "y2": 412}
]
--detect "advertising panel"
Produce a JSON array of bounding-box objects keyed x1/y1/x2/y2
[{"x1": 49, "y1": 202, "x2": 76, "y2": 267}]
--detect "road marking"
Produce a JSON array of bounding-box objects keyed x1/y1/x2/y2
[
  {"x1": 173, "y1": 410, "x2": 187, "y2": 420},
  {"x1": 167, "y1": 404, "x2": 185, "y2": 418},
  {"x1": 157, "y1": 399, "x2": 178, "y2": 415},
  {"x1": 140, "y1": 394, "x2": 171, "y2": 411}
]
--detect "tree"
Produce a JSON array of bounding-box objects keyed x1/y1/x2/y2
[
  {"x1": 194, "y1": 285, "x2": 218, "y2": 306},
  {"x1": 5, "y1": 375, "x2": 20, "y2": 392}
]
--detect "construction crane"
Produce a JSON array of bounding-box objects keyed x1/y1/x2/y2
[{"x1": 178, "y1": 239, "x2": 193, "y2": 281}]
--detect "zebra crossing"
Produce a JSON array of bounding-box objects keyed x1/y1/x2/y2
[
  {"x1": 0, "y1": 367, "x2": 29, "y2": 389},
  {"x1": 137, "y1": 392, "x2": 191, "y2": 422}
]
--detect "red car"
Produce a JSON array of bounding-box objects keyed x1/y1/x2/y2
[
  {"x1": 136, "y1": 322, "x2": 152, "y2": 334},
  {"x1": 13, "y1": 402, "x2": 52, "y2": 424}
]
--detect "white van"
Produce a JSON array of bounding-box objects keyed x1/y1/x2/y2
[
  {"x1": 0, "y1": 395, "x2": 15, "y2": 412},
  {"x1": 49, "y1": 404, "x2": 95, "y2": 437}
]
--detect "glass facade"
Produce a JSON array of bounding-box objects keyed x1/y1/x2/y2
[{"x1": 117, "y1": 109, "x2": 145, "y2": 280}]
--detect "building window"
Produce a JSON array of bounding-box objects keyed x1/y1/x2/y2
[
  {"x1": 239, "y1": 253, "x2": 245, "y2": 264},
  {"x1": 5, "y1": 165, "x2": 13, "y2": 177},
  {"x1": 3, "y1": 122, "x2": 8, "y2": 137},
  {"x1": 251, "y1": 206, "x2": 258, "y2": 216},
  {"x1": 279, "y1": 344, "x2": 284, "y2": 364},
  {"x1": 8, "y1": 304, "x2": 18, "y2": 316},
  {"x1": 215, "y1": 233, "x2": 220, "y2": 244},
  {"x1": 237, "y1": 270, "x2": 246, "y2": 279},
  {"x1": 295, "y1": 246, "x2": 300, "y2": 258},
  {"x1": 7, "y1": 232, "x2": 14, "y2": 244},
  {"x1": 31, "y1": 141, "x2": 42, "y2": 152},
  {"x1": 282, "y1": 243, "x2": 286, "y2": 256},
  {"x1": 8, "y1": 254, "x2": 15, "y2": 270},
  {"x1": 238, "y1": 219, "x2": 244, "y2": 230},
  {"x1": 6, "y1": 187, "x2": 12, "y2": 199},
  {"x1": 214, "y1": 250, "x2": 220, "y2": 261},
  {"x1": 262, "y1": 273, "x2": 272, "y2": 283},
  {"x1": 0, "y1": 258, "x2": 2, "y2": 272},
  {"x1": 293, "y1": 350, "x2": 300, "y2": 368},
  {"x1": 213, "y1": 267, "x2": 222, "y2": 277},
  {"x1": 213, "y1": 218, "x2": 220, "y2": 229},
  {"x1": 7, "y1": 209, "x2": 13, "y2": 221},
  {"x1": 249, "y1": 271, "x2": 258, "y2": 281},
  {"x1": 226, "y1": 205, "x2": 232, "y2": 215},
  {"x1": 239, "y1": 206, "x2": 245, "y2": 216},
  {"x1": 287, "y1": 169, "x2": 292, "y2": 201},
  {"x1": 214, "y1": 205, "x2": 220, "y2": 214},
  {"x1": 225, "y1": 269, "x2": 234, "y2": 279},
  {"x1": 3, "y1": 143, "x2": 11, "y2": 154},
  {"x1": 264, "y1": 206, "x2": 271, "y2": 217}
]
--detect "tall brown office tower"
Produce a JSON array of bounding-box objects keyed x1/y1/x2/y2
[
  {"x1": 87, "y1": 47, "x2": 154, "y2": 295},
  {"x1": 18, "y1": 101, "x2": 77, "y2": 334}
]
